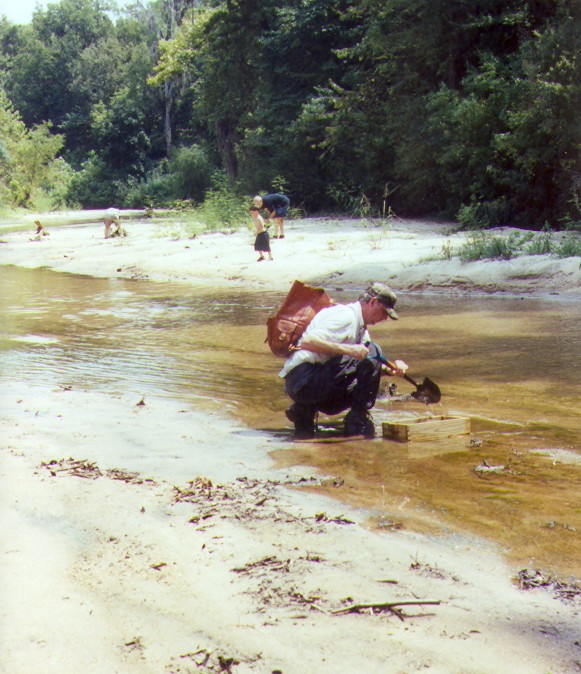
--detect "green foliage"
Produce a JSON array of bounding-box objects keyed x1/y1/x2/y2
[
  {"x1": 42, "y1": 157, "x2": 76, "y2": 209},
  {"x1": 0, "y1": 87, "x2": 65, "y2": 208},
  {"x1": 440, "y1": 239, "x2": 454, "y2": 260},
  {"x1": 301, "y1": 0, "x2": 581, "y2": 226},
  {"x1": 270, "y1": 175, "x2": 288, "y2": 195},
  {"x1": 326, "y1": 187, "x2": 373, "y2": 218},
  {"x1": 170, "y1": 144, "x2": 214, "y2": 201},
  {"x1": 563, "y1": 220, "x2": 581, "y2": 233},
  {"x1": 65, "y1": 83, "x2": 154, "y2": 206},
  {"x1": 91, "y1": 90, "x2": 150, "y2": 174},
  {"x1": 5, "y1": 0, "x2": 114, "y2": 128},
  {"x1": 523, "y1": 230, "x2": 554, "y2": 256},
  {"x1": 122, "y1": 143, "x2": 216, "y2": 208},
  {"x1": 1, "y1": 0, "x2": 580, "y2": 227},
  {"x1": 456, "y1": 229, "x2": 581, "y2": 261},
  {"x1": 458, "y1": 231, "x2": 528, "y2": 261},
  {"x1": 122, "y1": 169, "x2": 176, "y2": 209},
  {"x1": 457, "y1": 198, "x2": 511, "y2": 229},
  {"x1": 5, "y1": 0, "x2": 163, "y2": 175},
  {"x1": 67, "y1": 151, "x2": 121, "y2": 207},
  {"x1": 185, "y1": 171, "x2": 249, "y2": 233},
  {"x1": 560, "y1": 189, "x2": 581, "y2": 231},
  {"x1": 235, "y1": 0, "x2": 357, "y2": 203},
  {"x1": 555, "y1": 235, "x2": 581, "y2": 258}
]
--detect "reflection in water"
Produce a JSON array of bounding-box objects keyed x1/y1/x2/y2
[{"x1": 1, "y1": 266, "x2": 580, "y2": 578}]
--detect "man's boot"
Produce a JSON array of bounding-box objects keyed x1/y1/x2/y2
[
  {"x1": 285, "y1": 403, "x2": 316, "y2": 439},
  {"x1": 344, "y1": 409, "x2": 376, "y2": 438}
]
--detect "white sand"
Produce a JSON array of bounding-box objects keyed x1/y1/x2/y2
[
  {"x1": 1, "y1": 214, "x2": 580, "y2": 673},
  {"x1": 2, "y1": 212, "x2": 581, "y2": 296}
]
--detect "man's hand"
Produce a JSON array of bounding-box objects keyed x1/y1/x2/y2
[{"x1": 381, "y1": 359, "x2": 408, "y2": 377}]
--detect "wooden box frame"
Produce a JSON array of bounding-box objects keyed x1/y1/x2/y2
[{"x1": 382, "y1": 416, "x2": 470, "y2": 442}]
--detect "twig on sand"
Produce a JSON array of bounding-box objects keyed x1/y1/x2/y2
[{"x1": 332, "y1": 600, "x2": 441, "y2": 621}]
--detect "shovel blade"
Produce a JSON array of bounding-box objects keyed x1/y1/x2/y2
[{"x1": 410, "y1": 377, "x2": 441, "y2": 405}]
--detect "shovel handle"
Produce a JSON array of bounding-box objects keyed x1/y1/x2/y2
[{"x1": 383, "y1": 357, "x2": 419, "y2": 388}]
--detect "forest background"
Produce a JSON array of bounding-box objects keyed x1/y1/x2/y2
[{"x1": 1, "y1": 0, "x2": 580, "y2": 232}]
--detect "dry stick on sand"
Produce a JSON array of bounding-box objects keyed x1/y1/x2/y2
[{"x1": 332, "y1": 600, "x2": 441, "y2": 621}]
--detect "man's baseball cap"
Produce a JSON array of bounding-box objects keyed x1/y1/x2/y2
[{"x1": 367, "y1": 282, "x2": 399, "y2": 320}]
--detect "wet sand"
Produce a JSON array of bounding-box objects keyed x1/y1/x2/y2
[{"x1": 1, "y1": 215, "x2": 580, "y2": 673}]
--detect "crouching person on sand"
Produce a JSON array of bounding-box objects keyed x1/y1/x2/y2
[
  {"x1": 278, "y1": 283, "x2": 408, "y2": 439},
  {"x1": 30, "y1": 220, "x2": 50, "y2": 241},
  {"x1": 104, "y1": 208, "x2": 127, "y2": 239}
]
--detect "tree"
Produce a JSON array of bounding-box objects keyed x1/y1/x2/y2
[
  {"x1": 0, "y1": 87, "x2": 64, "y2": 208},
  {"x1": 151, "y1": 0, "x2": 271, "y2": 179},
  {"x1": 5, "y1": 0, "x2": 114, "y2": 131},
  {"x1": 416, "y1": 0, "x2": 581, "y2": 226},
  {"x1": 310, "y1": 0, "x2": 581, "y2": 225},
  {"x1": 237, "y1": 0, "x2": 358, "y2": 205},
  {"x1": 128, "y1": 0, "x2": 201, "y2": 156}
]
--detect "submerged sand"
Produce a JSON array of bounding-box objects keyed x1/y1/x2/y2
[{"x1": 1, "y1": 213, "x2": 580, "y2": 673}]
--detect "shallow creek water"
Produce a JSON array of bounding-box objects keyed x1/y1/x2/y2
[{"x1": 2, "y1": 266, "x2": 580, "y2": 578}]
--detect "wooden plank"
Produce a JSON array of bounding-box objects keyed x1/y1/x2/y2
[{"x1": 382, "y1": 416, "x2": 470, "y2": 442}]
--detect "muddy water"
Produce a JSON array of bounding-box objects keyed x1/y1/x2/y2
[{"x1": 2, "y1": 266, "x2": 580, "y2": 578}]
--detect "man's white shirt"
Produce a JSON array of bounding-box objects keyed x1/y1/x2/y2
[{"x1": 278, "y1": 302, "x2": 370, "y2": 378}]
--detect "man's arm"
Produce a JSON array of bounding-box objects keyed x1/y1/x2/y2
[{"x1": 300, "y1": 334, "x2": 369, "y2": 361}]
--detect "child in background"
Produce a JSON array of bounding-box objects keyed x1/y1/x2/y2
[
  {"x1": 250, "y1": 206, "x2": 273, "y2": 262},
  {"x1": 31, "y1": 220, "x2": 50, "y2": 241}
]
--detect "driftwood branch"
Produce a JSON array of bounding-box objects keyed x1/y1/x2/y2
[{"x1": 332, "y1": 600, "x2": 440, "y2": 621}]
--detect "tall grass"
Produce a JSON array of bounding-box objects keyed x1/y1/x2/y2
[
  {"x1": 182, "y1": 172, "x2": 250, "y2": 235},
  {"x1": 556, "y1": 236, "x2": 581, "y2": 258},
  {"x1": 458, "y1": 232, "x2": 525, "y2": 261},
  {"x1": 456, "y1": 230, "x2": 581, "y2": 262}
]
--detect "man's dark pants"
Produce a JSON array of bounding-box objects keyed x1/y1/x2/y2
[{"x1": 284, "y1": 348, "x2": 383, "y2": 429}]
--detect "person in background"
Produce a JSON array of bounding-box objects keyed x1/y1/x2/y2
[
  {"x1": 104, "y1": 208, "x2": 122, "y2": 238},
  {"x1": 278, "y1": 282, "x2": 408, "y2": 438},
  {"x1": 253, "y1": 193, "x2": 290, "y2": 239},
  {"x1": 250, "y1": 206, "x2": 273, "y2": 262},
  {"x1": 31, "y1": 220, "x2": 50, "y2": 241}
]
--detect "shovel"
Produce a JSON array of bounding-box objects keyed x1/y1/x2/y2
[{"x1": 381, "y1": 356, "x2": 441, "y2": 405}]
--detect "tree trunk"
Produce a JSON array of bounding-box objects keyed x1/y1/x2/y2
[
  {"x1": 215, "y1": 120, "x2": 238, "y2": 180},
  {"x1": 164, "y1": 80, "x2": 173, "y2": 156}
]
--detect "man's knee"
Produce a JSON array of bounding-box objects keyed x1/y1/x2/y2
[{"x1": 355, "y1": 356, "x2": 381, "y2": 382}]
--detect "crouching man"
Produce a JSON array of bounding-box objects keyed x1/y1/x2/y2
[
  {"x1": 104, "y1": 208, "x2": 124, "y2": 238},
  {"x1": 279, "y1": 282, "x2": 408, "y2": 439}
]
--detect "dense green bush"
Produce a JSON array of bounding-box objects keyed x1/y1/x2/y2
[
  {"x1": 184, "y1": 172, "x2": 250, "y2": 233},
  {"x1": 457, "y1": 199, "x2": 511, "y2": 230},
  {"x1": 122, "y1": 171, "x2": 176, "y2": 209},
  {"x1": 170, "y1": 144, "x2": 215, "y2": 202},
  {"x1": 66, "y1": 152, "x2": 121, "y2": 207}
]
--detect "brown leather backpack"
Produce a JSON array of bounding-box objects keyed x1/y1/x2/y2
[{"x1": 266, "y1": 280, "x2": 335, "y2": 357}]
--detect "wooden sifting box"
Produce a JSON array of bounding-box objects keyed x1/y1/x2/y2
[{"x1": 382, "y1": 415, "x2": 470, "y2": 442}]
